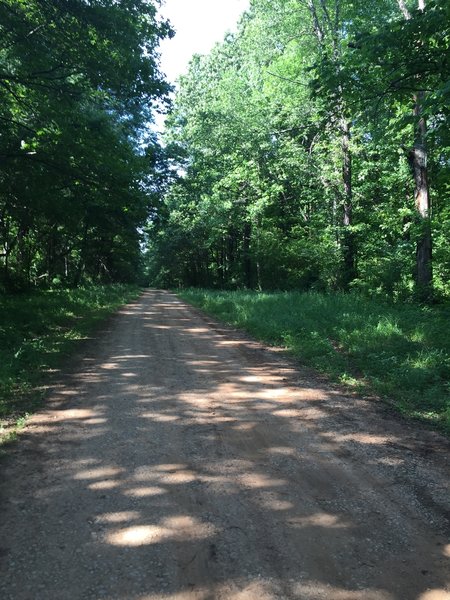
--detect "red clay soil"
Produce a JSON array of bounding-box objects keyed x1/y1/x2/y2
[{"x1": 0, "y1": 289, "x2": 449, "y2": 600}]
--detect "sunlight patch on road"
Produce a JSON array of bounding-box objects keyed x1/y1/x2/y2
[
  {"x1": 123, "y1": 486, "x2": 166, "y2": 498},
  {"x1": 153, "y1": 463, "x2": 187, "y2": 472},
  {"x1": 216, "y1": 338, "x2": 246, "y2": 347},
  {"x1": 264, "y1": 388, "x2": 287, "y2": 399},
  {"x1": 241, "y1": 375, "x2": 261, "y2": 383},
  {"x1": 100, "y1": 362, "x2": 120, "y2": 370},
  {"x1": 137, "y1": 581, "x2": 285, "y2": 600},
  {"x1": 162, "y1": 470, "x2": 197, "y2": 484},
  {"x1": 141, "y1": 411, "x2": 180, "y2": 422},
  {"x1": 131, "y1": 464, "x2": 198, "y2": 486},
  {"x1": 106, "y1": 516, "x2": 217, "y2": 547},
  {"x1": 189, "y1": 359, "x2": 220, "y2": 365},
  {"x1": 96, "y1": 511, "x2": 140, "y2": 524},
  {"x1": 57, "y1": 389, "x2": 78, "y2": 396},
  {"x1": 376, "y1": 457, "x2": 405, "y2": 466},
  {"x1": 239, "y1": 473, "x2": 286, "y2": 489},
  {"x1": 111, "y1": 354, "x2": 152, "y2": 359},
  {"x1": 137, "y1": 592, "x2": 209, "y2": 600},
  {"x1": 58, "y1": 408, "x2": 100, "y2": 420},
  {"x1": 259, "y1": 495, "x2": 294, "y2": 511},
  {"x1": 288, "y1": 512, "x2": 350, "y2": 529},
  {"x1": 88, "y1": 480, "x2": 120, "y2": 490},
  {"x1": 272, "y1": 408, "x2": 303, "y2": 418},
  {"x1": 322, "y1": 432, "x2": 391, "y2": 445},
  {"x1": 291, "y1": 582, "x2": 394, "y2": 599},
  {"x1": 74, "y1": 466, "x2": 123, "y2": 480},
  {"x1": 418, "y1": 590, "x2": 450, "y2": 600},
  {"x1": 224, "y1": 580, "x2": 280, "y2": 599},
  {"x1": 232, "y1": 422, "x2": 256, "y2": 431}
]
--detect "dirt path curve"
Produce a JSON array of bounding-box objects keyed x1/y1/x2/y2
[{"x1": 1, "y1": 290, "x2": 449, "y2": 600}]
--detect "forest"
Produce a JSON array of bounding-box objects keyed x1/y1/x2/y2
[
  {"x1": 149, "y1": 0, "x2": 449, "y2": 303},
  {"x1": 0, "y1": 0, "x2": 171, "y2": 290},
  {"x1": 0, "y1": 0, "x2": 448, "y2": 302}
]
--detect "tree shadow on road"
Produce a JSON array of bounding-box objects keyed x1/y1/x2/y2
[{"x1": 0, "y1": 290, "x2": 449, "y2": 600}]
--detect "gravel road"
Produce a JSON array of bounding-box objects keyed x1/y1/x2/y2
[{"x1": 1, "y1": 289, "x2": 449, "y2": 600}]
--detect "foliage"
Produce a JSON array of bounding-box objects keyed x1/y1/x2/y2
[
  {"x1": 148, "y1": 0, "x2": 449, "y2": 302},
  {"x1": 0, "y1": 284, "x2": 141, "y2": 442},
  {"x1": 179, "y1": 288, "x2": 450, "y2": 433},
  {"x1": 0, "y1": 0, "x2": 171, "y2": 290}
]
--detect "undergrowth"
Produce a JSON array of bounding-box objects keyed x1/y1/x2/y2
[
  {"x1": 178, "y1": 289, "x2": 450, "y2": 434},
  {"x1": 0, "y1": 284, "x2": 141, "y2": 442}
]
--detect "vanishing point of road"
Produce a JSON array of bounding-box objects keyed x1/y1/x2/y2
[{"x1": 1, "y1": 290, "x2": 449, "y2": 600}]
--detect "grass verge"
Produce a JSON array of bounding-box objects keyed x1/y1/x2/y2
[
  {"x1": 0, "y1": 284, "x2": 141, "y2": 444},
  {"x1": 178, "y1": 289, "x2": 450, "y2": 434}
]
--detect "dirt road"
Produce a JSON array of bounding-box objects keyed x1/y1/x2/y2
[{"x1": 0, "y1": 290, "x2": 449, "y2": 600}]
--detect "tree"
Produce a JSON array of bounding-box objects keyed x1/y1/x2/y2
[
  {"x1": 147, "y1": 0, "x2": 449, "y2": 301},
  {"x1": 0, "y1": 0, "x2": 171, "y2": 289}
]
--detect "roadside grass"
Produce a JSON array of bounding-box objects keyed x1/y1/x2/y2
[
  {"x1": 178, "y1": 289, "x2": 450, "y2": 434},
  {"x1": 0, "y1": 284, "x2": 141, "y2": 443}
]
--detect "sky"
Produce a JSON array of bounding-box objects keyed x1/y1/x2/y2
[{"x1": 157, "y1": 0, "x2": 250, "y2": 85}]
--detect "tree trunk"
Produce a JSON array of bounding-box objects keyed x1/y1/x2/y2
[
  {"x1": 411, "y1": 91, "x2": 432, "y2": 299},
  {"x1": 243, "y1": 222, "x2": 252, "y2": 288},
  {"x1": 397, "y1": 0, "x2": 433, "y2": 299},
  {"x1": 305, "y1": 1, "x2": 357, "y2": 290},
  {"x1": 73, "y1": 221, "x2": 88, "y2": 287},
  {"x1": 341, "y1": 118, "x2": 356, "y2": 289}
]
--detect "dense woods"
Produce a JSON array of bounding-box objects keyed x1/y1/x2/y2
[
  {"x1": 149, "y1": 0, "x2": 449, "y2": 302},
  {"x1": 1, "y1": 0, "x2": 448, "y2": 301},
  {"x1": 0, "y1": 0, "x2": 171, "y2": 290}
]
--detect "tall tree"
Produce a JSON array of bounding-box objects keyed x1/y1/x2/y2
[
  {"x1": 397, "y1": 0, "x2": 432, "y2": 299},
  {"x1": 147, "y1": 0, "x2": 449, "y2": 301},
  {"x1": 0, "y1": 0, "x2": 171, "y2": 289}
]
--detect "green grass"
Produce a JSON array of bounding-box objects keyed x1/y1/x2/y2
[
  {"x1": 0, "y1": 284, "x2": 141, "y2": 442},
  {"x1": 178, "y1": 289, "x2": 450, "y2": 434}
]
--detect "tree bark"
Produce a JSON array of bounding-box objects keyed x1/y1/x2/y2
[
  {"x1": 307, "y1": 0, "x2": 324, "y2": 44},
  {"x1": 341, "y1": 118, "x2": 356, "y2": 289},
  {"x1": 305, "y1": 0, "x2": 357, "y2": 290},
  {"x1": 243, "y1": 221, "x2": 252, "y2": 288},
  {"x1": 411, "y1": 91, "x2": 432, "y2": 298},
  {"x1": 397, "y1": 0, "x2": 412, "y2": 19},
  {"x1": 397, "y1": 0, "x2": 433, "y2": 299}
]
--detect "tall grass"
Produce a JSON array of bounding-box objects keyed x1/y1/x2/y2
[
  {"x1": 179, "y1": 289, "x2": 450, "y2": 433},
  {"x1": 0, "y1": 284, "x2": 141, "y2": 440}
]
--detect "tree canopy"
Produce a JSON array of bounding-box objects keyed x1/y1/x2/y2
[
  {"x1": 148, "y1": 0, "x2": 449, "y2": 301},
  {"x1": 2, "y1": 0, "x2": 448, "y2": 301},
  {"x1": 0, "y1": 0, "x2": 171, "y2": 290}
]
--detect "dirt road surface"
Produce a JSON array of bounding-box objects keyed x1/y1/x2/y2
[{"x1": 1, "y1": 290, "x2": 449, "y2": 600}]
